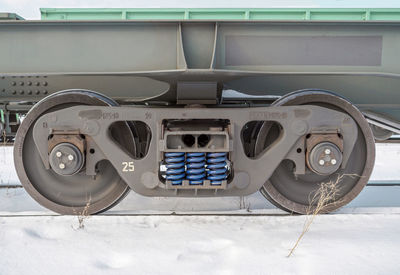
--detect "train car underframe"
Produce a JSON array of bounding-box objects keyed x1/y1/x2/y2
[
  {"x1": 4, "y1": 19, "x2": 400, "y2": 214},
  {"x1": 13, "y1": 88, "x2": 375, "y2": 215}
]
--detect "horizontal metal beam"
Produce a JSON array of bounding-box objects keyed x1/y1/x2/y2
[
  {"x1": 40, "y1": 8, "x2": 400, "y2": 21},
  {"x1": 364, "y1": 111, "x2": 400, "y2": 135}
]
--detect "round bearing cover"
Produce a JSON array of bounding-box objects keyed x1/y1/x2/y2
[
  {"x1": 49, "y1": 143, "x2": 84, "y2": 176},
  {"x1": 308, "y1": 142, "x2": 342, "y2": 175}
]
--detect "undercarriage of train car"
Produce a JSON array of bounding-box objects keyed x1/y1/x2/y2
[
  {"x1": 11, "y1": 87, "x2": 376, "y2": 215},
  {"x1": 2, "y1": 19, "x2": 400, "y2": 215}
]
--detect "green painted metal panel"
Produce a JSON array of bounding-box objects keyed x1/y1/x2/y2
[
  {"x1": 0, "y1": 109, "x2": 4, "y2": 124},
  {"x1": 188, "y1": 11, "x2": 246, "y2": 20},
  {"x1": 370, "y1": 11, "x2": 400, "y2": 20},
  {"x1": 127, "y1": 12, "x2": 185, "y2": 20},
  {"x1": 40, "y1": 8, "x2": 400, "y2": 21},
  {"x1": 249, "y1": 11, "x2": 306, "y2": 20},
  {"x1": 310, "y1": 11, "x2": 367, "y2": 21},
  {"x1": 60, "y1": 12, "x2": 123, "y2": 20}
]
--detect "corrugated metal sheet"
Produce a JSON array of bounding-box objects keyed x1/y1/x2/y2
[{"x1": 40, "y1": 8, "x2": 400, "y2": 21}]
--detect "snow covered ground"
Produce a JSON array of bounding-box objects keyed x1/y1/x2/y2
[
  {"x1": 1, "y1": 214, "x2": 400, "y2": 275},
  {"x1": 1, "y1": 144, "x2": 400, "y2": 274}
]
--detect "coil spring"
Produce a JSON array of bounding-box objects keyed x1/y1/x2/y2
[
  {"x1": 165, "y1": 152, "x2": 185, "y2": 185},
  {"x1": 186, "y1": 152, "x2": 206, "y2": 185},
  {"x1": 207, "y1": 152, "x2": 228, "y2": 185}
]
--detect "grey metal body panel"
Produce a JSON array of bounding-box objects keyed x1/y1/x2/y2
[
  {"x1": 1, "y1": 20, "x2": 399, "y2": 71},
  {"x1": 0, "y1": 20, "x2": 399, "y2": 122}
]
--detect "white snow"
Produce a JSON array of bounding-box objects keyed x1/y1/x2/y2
[
  {"x1": 1, "y1": 144, "x2": 400, "y2": 274},
  {"x1": 1, "y1": 214, "x2": 400, "y2": 275}
]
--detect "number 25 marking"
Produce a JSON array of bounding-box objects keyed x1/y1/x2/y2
[{"x1": 122, "y1": 161, "x2": 134, "y2": 172}]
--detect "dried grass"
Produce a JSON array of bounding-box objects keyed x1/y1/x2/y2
[
  {"x1": 239, "y1": 196, "x2": 251, "y2": 212},
  {"x1": 72, "y1": 195, "x2": 91, "y2": 230},
  {"x1": 287, "y1": 173, "x2": 361, "y2": 257}
]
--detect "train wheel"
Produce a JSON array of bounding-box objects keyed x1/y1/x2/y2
[
  {"x1": 14, "y1": 90, "x2": 137, "y2": 215},
  {"x1": 255, "y1": 90, "x2": 375, "y2": 214}
]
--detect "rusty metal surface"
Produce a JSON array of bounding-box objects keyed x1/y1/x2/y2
[
  {"x1": 305, "y1": 133, "x2": 344, "y2": 173},
  {"x1": 47, "y1": 133, "x2": 86, "y2": 156}
]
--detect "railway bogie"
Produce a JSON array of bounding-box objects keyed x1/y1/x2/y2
[
  {"x1": 9, "y1": 88, "x2": 374, "y2": 214},
  {"x1": 2, "y1": 9, "x2": 400, "y2": 214}
]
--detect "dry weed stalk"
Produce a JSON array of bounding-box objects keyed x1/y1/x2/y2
[
  {"x1": 239, "y1": 196, "x2": 252, "y2": 212},
  {"x1": 239, "y1": 196, "x2": 245, "y2": 209},
  {"x1": 287, "y1": 174, "x2": 361, "y2": 257},
  {"x1": 72, "y1": 195, "x2": 92, "y2": 230}
]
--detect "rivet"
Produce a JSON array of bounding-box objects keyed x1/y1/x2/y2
[
  {"x1": 11, "y1": 81, "x2": 16, "y2": 86},
  {"x1": 19, "y1": 81, "x2": 24, "y2": 86}
]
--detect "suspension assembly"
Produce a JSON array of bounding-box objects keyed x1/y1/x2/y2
[
  {"x1": 186, "y1": 152, "x2": 206, "y2": 185},
  {"x1": 164, "y1": 151, "x2": 229, "y2": 187},
  {"x1": 206, "y1": 152, "x2": 228, "y2": 185},
  {"x1": 164, "y1": 152, "x2": 186, "y2": 185},
  {"x1": 161, "y1": 119, "x2": 231, "y2": 189}
]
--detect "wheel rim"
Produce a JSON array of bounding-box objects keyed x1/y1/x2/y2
[
  {"x1": 255, "y1": 90, "x2": 375, "y2": 214},
  {"x1": 14, "y1": 90, "x2": 136, "y2": 215}
]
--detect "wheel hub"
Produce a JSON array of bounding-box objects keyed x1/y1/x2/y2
[
  {"x1": 307, "y1": 142, "x2": 342, "y2": 175},
  {"x1": 49, "y1": 142, "x2": 84, "y2": 176}
]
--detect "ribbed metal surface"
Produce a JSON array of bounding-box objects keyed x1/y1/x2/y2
[{"x1": 40, "y1": 8, "x2": 400, "y2": 21}]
